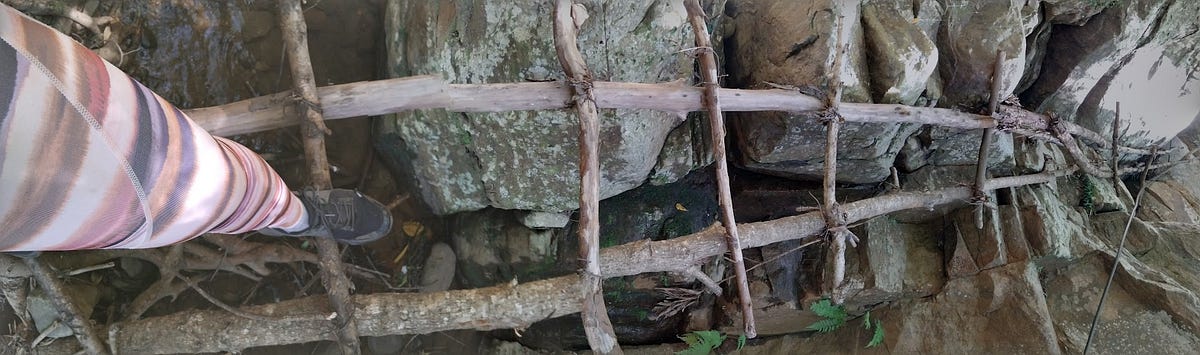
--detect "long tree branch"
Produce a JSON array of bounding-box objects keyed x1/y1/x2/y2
[
  {"x1": 38, "y1": 169, "x2": 1072, "y2": 354},
  {"x1": 278, "y1": 1, "x2": 361, "y2": 353},
  {"x1": 683, "y1": 0, "x2": 756, "y2": 338},
  {"x1": 551, "y1": 1, "x2": 621, "y2": 353},
  {"x1": 183, "y1": 76, "x2": 1160, "y2": 157}
]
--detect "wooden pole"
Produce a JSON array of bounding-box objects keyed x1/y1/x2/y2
[
  {"x1": 683, "y1": 0, "x2": 756, "y2": 338},
  {"x1": 37, "y1": 169, "x2": 1076, "y2": 354},
  {"x1": 278, "y1": 1, "x2": 361, "y2": 353},
  {"x1": 551, "y1": 1, "x2": 621, "y2": 353}
]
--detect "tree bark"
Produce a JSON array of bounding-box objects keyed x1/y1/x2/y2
[
  {"x1": 35, "y1": 170, "x2": 1071, "y2": 354},
  {"x1": 552, "y1": 1, "x2": 621, "y2": 353},
  {"x1": 278, "y1": 0, "x2": 361, "y2": 353},
  {"x1": 182, "y1": 76, "x2": 1154, "y2": 157}
]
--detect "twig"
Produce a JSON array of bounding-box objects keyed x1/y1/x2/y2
[
  {"x1": 551, "y1": 1, "x2": 621, "y2": 353},
  {"x1": 1111, "y1": 102, "x2": 1121, "y2": 190},
  {"x1": 178, "y1": 275, "x2": 323, "y2": 322},
  {"x1": 821, "y1": 14, "x2": 858, "y2": 305},
  {"x1": 278, "y1": 0, "x2": 361, "y2": 353},
  {"x1": 62, "y1": 262, "x2": 115, "y2": 277},
  {"x1": 124, "y1": 244, "x2": 185, "y2": 320},
  {"x1": 1084, "y1": 145, "x2": 1159, "y2": 354},
  {"x1": 22, "y1": 255, "x2": 108, "y2": 354},
  {"x1": 683, "y1": 0, "x2": 756, "y2": 338},
  {"x1": 683, "y1": 266, "x2": 722, "y2": 295},
  {"x1": 973, "y1": 51, "x2": 1005, "y2": 229}
]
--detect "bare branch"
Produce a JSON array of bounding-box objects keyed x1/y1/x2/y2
[
  {"x1": 278, "y1": 0, "x2": 361, "y2": 352},
  {"x1": 552, "y1": 1, "x2": 621, "y2": 353}
]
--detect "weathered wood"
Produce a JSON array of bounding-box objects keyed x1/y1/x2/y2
[
  {"x1": 552, "y1": 1, "x2": 621, "y2": 353},
  {"x1": 278, "y1": 0, "x2": 360, "y2": 353},
  {"x1": 683, "y1": 0, "x2": 755, "y2": 338},
  {"x1": 974, "y1": 51, "x2": 1005, "y2": 230},
  {"x1": 181, "y1": 77, "x2": 1154, "y2": 158},
  {"x1": 24, "y1": 255, "x2": 110, "y2": 354},
  {"x1": 36, "y1": 169, "x2": 1073, "y2": 354}
]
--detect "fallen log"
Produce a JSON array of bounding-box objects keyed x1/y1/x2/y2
[{"x1": 37, "y1": 170, "x2": 1071, "y2": 354}]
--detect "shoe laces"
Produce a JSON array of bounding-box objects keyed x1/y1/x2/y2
[{"x1": 302, "y1": 188, "x2": 356, "y2": 231}]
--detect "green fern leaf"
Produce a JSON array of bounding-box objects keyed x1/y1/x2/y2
[
  {"x1": 810, "y1": 299, "x2": 846, "y2": 320},
  {"x1": 866, "y1": 320, "x2": 885, "y2": 348},
  {"x1": 737, "y1": 334, "x2": 746, "y2": 350},
  {"x1": 676, "y1": 330, "x2": 724, "y2": 355},
  {"x1": 806, "y1": 318, "x2": 845, "y2": 333},
  {"x1": 864, "y1": 311, "x2": 872, "y2": 329}
]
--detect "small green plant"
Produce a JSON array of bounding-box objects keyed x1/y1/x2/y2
[
  {"x1": 1074, "y1": 172, "x2": 1097, "y2": 213},
  {"x1": 675, "y1": 330, "x2": 746, "y2": 355},
  {"x1": 805, "y1": 298, "x2": 885, "y2": 348}
]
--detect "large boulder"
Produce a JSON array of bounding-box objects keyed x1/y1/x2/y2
[
  {"x1": 378, "y1": 0, "x2": 716, "y2": 214},
  {"x1": 1021, "y1": 0, "x2": 1198, "y2": 146},
  {"x1": 725, "y1": 0, "x2": 922, "y2": 184}
]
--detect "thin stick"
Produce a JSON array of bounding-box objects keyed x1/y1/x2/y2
[
  {"x1": 551, "y1": 1, "x2": 621, "y2": 353},
  {"x1": 683, "y1": 0, "x2": 756, "y2": 338},
  {"x1": 1084, "y1": 145, "x2": 1159, "y2": 354},
  {"x1": 124, "y1": 244, "x2": 185, "y2": 320},
  {"x1": 23, "y1": 255, "x2": 109, "y2": 354},
  {"x1": 1111, "y1": 102, "x2": 1121, "y2": 190},
  {"x1": 822, "y1": 15, "x2": 858, "y2": 304},
  {"x1": 278, "y1": 1, "x2": 361, "y2": 353},
  {"x1": 974, "y1": 51, "x2": 1005, "y2": 229}
]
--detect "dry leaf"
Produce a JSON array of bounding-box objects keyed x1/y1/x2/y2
[
  {"x1": 402, "y1": 221, "x2": 424, "y2": 237},
  {"x1": 675, "y1": 203, "x2": 688, "y2": 212}
]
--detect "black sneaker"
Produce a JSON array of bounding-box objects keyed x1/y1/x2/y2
[{"x1": 260, "y1": 189, "x2": 393, "y2": 245}]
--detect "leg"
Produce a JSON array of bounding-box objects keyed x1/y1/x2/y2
[{"x1": 0, "y1": 4, "x2": 307, "y2": 251}]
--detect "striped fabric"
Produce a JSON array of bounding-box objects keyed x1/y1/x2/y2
[{"x1": 0, "y1": 4, "x2": 307, "y2": 251}]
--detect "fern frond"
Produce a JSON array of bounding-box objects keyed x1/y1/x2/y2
[
  {"x1": 810, "y1": 299, "x2": 846, "y2": 320},
  {"x1": 806, "y1": 318, "x2": 845, "y2": 333},
  {"x1": 866, "y1": 320, "x2": 885, "y2": 348}
]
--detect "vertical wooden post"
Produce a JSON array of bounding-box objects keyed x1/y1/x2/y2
[
  {"x1": 278, "y1": 1, "x2": 361, "y2": 353},
  {"x1": 683, "y1": 0, "x2": 756, "y2": 338},
  {"x1": 552, "y1": 1, "x2": 622, "y2": 353}
]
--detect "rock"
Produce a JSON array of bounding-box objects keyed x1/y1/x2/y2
[
  {"x1": 1141, "y1": 180, "x2": 1200, "y2": 224},
  {"x1": 1041, "y1": 0, "x2": 1110, "y2": 25},
  {"x1": 519, "y1": 211, "x2": 571, "y2": 229},
  {"x1": 842, "y1": 217, "x2": 945, "y2": 308},
  {"x1": 886, "y1": 262, "x2": 1060, "y2": 353},
  {"x1": 892, "y1": 165, "x2": 976, "y2": 223},
  {"x1": 239, "y1": 10, "x2": 274, "y2": 41},
  {"x1": 378, "y1": 0, "x2": 712, "y2": 214},
  {"x1": 649, "y1": 116, "x2": 713, "y2": 186},
  {"x1": 451, "y1": 208, "x2": 565, "y2": 288},
  {"x1": 948, "y1": 207, "x2": 1008, "y2": 272},
  {"x1": 1073, "y1": 1, "x2": 1200, "y2": 147},
  {"x1": 420, "y1": 243, "x2": 456, "y2": 293},
  {"x1": 897, "y1": 126, "x2": 1016, "y2": 172},
  {"x1": 27, "y1": 283, "x2": 99, "y2": 339},
  {"x1": 725, "y1": 1, "x2": 920, "y2": 185},
  {"x1": 1039, "y1": 252, "x2": 1200, "y2": 354},
  {"x1": 1022, "y1": 0, "x2": 1174, "y2": 125},
  {"x1": 728, "y1": 263, "x2": 1060, "y2": 353},
  {"x1": 860, "y1": 0, "x2": 939, "y2": 105},
  {"x1": 934, "y1": 0, "x2": 1032, "y2": 109}
]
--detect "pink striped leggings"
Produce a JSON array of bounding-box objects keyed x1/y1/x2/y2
[{"x1": 0, "y1": 5, "x2": 307, "y2": 251}]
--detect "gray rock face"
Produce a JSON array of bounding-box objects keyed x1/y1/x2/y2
[
  {"x1": 1022, "y1": 0, "x2": 1190, "y2": 142},
  {"x1": 725, "y1": 1, "x2": 921, "y2": 184},
  {"x1": 933, "y1": 0, "x2": 1033, "y2": 109},
  {"x1": 378, "y1": 0, "x2": 712, "y2": 214},
  {"x1": 861, "y1": 0, "x2": 939, "y2": 105}
]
